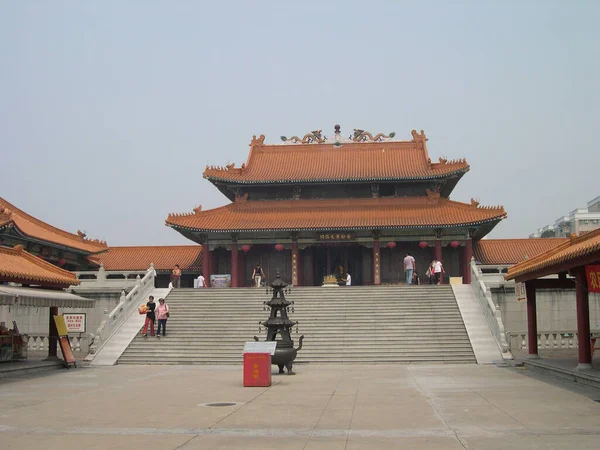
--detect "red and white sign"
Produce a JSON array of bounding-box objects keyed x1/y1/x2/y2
[
  {"x1": 63, "y1": 313, "x2": 86, "y2": 333},
  {"x1": 585, "y1": 265, "x2": 600, "y2": 293}
]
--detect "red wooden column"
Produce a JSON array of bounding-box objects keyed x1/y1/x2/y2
[
  {"x1": 47, "y1": 306, "x2": 59, "y2": 359},
  {"x1": 291, "y1": 242, "x2": 299, "y2": 286},
  {"x1": 463, "y1": 237, "x2": 473, "y2": 284},
  {"x1": 373, "y1": 238, "x2": 381, "y2": 285},
  {"x1": 231, "y1": 242, "x2": 239, "y2": 288},
  {"x1": 202, "y1": 244, "x2": 211, "y2": 287},
  {"x1": 574, "y1": 268, "x2": 593, "y2": 370},
  {"x1": 435, "y1": 237, "x2": 443, "y2": 284},
  {"x1": 525, "y1": 281, "x2": 538, "y2": 358}
]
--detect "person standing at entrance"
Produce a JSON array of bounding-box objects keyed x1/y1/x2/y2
[
  {"x1": 172, "y1": 264, "x2": 182, "y2": 288},
  {"x1": 142, "y1": 295, "x2": 156, "y2": 337},
  {"x1": 346, "y1": 271, "x2": 352, "y2": 286},
  {"x1": 156, "y1": 298, "x2": 169, "y2": 337},
  {"x1": 196, "y1": 272, "x2": 206, "y2": 288},
  {"x1": 433, "y1": 259, "x2": 445, "y2": 285},
  {"x1": 403, "y1": 253, "x2": 416, "y2": 285},
  {"x1": 252, "y1": 263, "x2": 264, "y2": 288}
]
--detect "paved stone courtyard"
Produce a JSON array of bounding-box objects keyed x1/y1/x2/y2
[{"x1": 1, "y1": 363, "x2": 600, "y2": 449}]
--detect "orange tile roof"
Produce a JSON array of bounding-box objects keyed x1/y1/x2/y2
[
  {"x1": 506, "y1": 229, "x2": 600, "y2": 281},
  {"x1": 0, "y1": 197, "x2": 107, "y2": 254},
  {"x1": 0, "y1": 245, "x2": 79, "y2": 287},
  {"x1": 203, "y1": 131, "x2": 469, "y2": 184},
  {"x1": 473, "y1": 238, "x2": 569, "y2": 265},
  {"x1": 166, "y1": 196, "x2": 506, "y2": 232},
  {"x1": 92, "y1": 246, "x2": 202, "y2": 271}
]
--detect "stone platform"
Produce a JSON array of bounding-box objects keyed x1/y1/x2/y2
[{"x1": 1, "y1": 363, "x2": 600, "y2": 449}]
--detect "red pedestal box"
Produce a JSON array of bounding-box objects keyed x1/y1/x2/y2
[{"x1": 243, "y1": 353, "x2": 272, "y2": 387}]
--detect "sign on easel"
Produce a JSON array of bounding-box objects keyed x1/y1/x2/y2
[{"x1": 53, "y1": 316, "x2": 77, "y2": 368}]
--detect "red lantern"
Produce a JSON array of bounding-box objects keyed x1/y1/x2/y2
[
  {"x1": 386, "y1": 241, "x2": 396, "y2": 249},
  {"x1": 418, "y1": 241, "x2": 428, "y2": 249},
  {"x1": 241, "y1": 245, "x2": 251, "y2": 252},
  {"x1": 450, "y1": 241, "x2": 460, "y2": 248},
  {"x1": 274, "y1": 244, "x2": 284, "y2": 251},
  {"x1": 57, "y1": 258, "x2": 66, "y2": 266}
]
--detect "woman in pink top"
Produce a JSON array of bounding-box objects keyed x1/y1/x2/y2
[{"x1": 156, "y1": 298, "x2": 169, "y2": 337}]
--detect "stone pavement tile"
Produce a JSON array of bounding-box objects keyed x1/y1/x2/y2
[
  {"x1": 461, "y1": 435, "x2": 555, "y2": 449},
  {"x1": 428, "y1": 391, "x2": 491, "y2": 407},
  {"x1": 216, "y1": 405, "x2": 324, "y2": 429},
  {"x1": 434, "y1": 404, "x2": 526, "y2": 430},
  {"x1": 346, "y1": 436, "x2": 465, "y2": 449},
  {"x1": 350, "y1": 403, "x2": 446, "y2": 430},
  {"x1": 304, "y1": 435, "x2": 347, "y2": 449},
  {"x1": 179, "y1": 434, "x2": 309, "y2": 449},
  {"x1": 0, "y1": 431, "x2": 194, "y2": 450},
  {"x1": 539, "y1": 435, "x2": 600, "y2": 449},
  {"x1": 314, "y1": 405, "x2": 354, "y2": 429}
]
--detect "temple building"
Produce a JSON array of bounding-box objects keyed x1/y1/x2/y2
[
  {"x1": 0, "y1": 197, "x2": 107, "y2": 271},
  {"x1": 166, "y1": 127, "x2": 507, "y2": 287}
]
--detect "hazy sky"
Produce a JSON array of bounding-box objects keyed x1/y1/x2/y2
[{"x1": 1, "y1": 1, "x2": 599, "y2": 246}]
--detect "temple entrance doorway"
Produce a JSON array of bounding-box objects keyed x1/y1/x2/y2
[{"x1": 312, "y1": 245, "x2": 363, "y2": 286}]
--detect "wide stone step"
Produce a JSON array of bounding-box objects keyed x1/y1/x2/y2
[{"x1": 119, "y1": 286, "x2": 474, "y2": 365}]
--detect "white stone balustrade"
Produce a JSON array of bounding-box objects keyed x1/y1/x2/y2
[
  {"x1": 72, "y1": 264, "x2": 150, "y2": 289},
  {"x1": 87, "y1": 265, "x2": 155, "y2": 358},
  {"x1": 470, "y1": 258, "x2": 511, "y2": 356},
  {"x1": 24, "y1": 334, "x2": 91, "y2": 354},
  {"x1": 506, "y1": 331, "x2": 600, "y2": 353}
]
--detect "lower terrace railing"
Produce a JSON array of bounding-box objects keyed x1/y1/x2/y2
[
  {"x1": 24, "y1": 334, "x2": 92, "y2": 357},
  {"x1": 470, "y1": 258, "x2": 511, "y2": 357},
  {"x1": 507, "y1": 331, "x2": 600, "y2": 357},
  {"x1": 73, "y1": 264, "x2": 154, "y2": 290},
  {"x1": 86, "y1": 266, "x2": 155, "y2": 359}
]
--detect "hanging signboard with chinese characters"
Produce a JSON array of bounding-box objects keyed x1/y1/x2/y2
[
  {"x1": 585, "y1": 265, "x2": 600, "y2": 293},
  {"x1": 63, "y1": 313, "x2": 86, "y2": 333},
  {"x1": 316, "y1": 232, "x2": 354, "y2": 241},
  {"x1": 515, "y1": 282, "x2": 527, "y2": 302}
]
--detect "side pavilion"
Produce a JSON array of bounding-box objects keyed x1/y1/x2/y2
[{"x1": 505, "y1": 228, "x2": 600, "y2": 370}]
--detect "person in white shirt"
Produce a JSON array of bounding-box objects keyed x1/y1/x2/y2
[
  {"x1": 196, "y1": 273, "x2": 206, "y2": 288},
  {"x1": 346, "y1": 272, "x2": 352, "y2": 286},
  {"x1": 433, "y1": 260, "x2": 444, "y2": 285}
]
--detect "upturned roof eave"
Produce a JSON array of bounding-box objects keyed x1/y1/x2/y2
[
  {"x1": 165, "y1": 216, "x2": 505, "y2": 234},
  {"x1": 204, "y1": 167, "x2": 470, "y2": 185}
]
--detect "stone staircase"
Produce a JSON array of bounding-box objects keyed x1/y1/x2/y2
[{"x1": 118, "y1": 285, "x2": 476, "y2": 365}]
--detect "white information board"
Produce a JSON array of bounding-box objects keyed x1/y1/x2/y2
[
  {"x1": 243, "y1": 341, "x2": 277, "y2": 355},
  {"x1": 63, "y1": 313, "x2": 86, "y2": 333}
]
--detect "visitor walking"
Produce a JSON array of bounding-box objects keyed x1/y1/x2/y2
[
  {"x1": 433, "y1": 259, "x2": 445, "y2": 285},
  {"x1": 403, "y1": 253, "x2": 416, "y2": 285},
  {"x1": 426, "y1": 261, "x2": 436, "y2": 284},
  {"x1": 155, "y1": 298, "x2": 169, "y2": 337},
  {"x1": 171, "y1": 264, "x2": 182, "y2": 288},
  {"x1": 346, "y1": 271, "x2": 352, "y2": 286},
  {"x1": 252, "y1": 263, "x2": 265, "y2": 288},
  {"x1": 412, "y1": 271, "x2": 421, "y2": 285},
  {"x1": 196, "y1": 272, "x2": 206, "y2": 288},
  {"x1": 141, "y1": 295, "x2": 156, "y2": 337}
]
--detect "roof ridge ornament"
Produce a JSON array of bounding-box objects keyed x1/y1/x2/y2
[
  {"x1": 351, "y1": 129, "x2": 396, "y2": 142},
  {"x1": 426, "y1": 188, "x2": 440, "y2": 203},
  {"x1": 193, "y1": 205, "x2": 202, "y2": 214},
  {"x1": 281, "y1": 130, "x2": 326, "y2": 144},
  {"x1": 471, "y1": 198, "x2": 480, "y2": 207}
]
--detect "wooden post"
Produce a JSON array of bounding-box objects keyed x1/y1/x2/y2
[
  {"x1": 231, "y1": 242, "x2": 239, "y2": 288},
  {"x1": 435, "y1": 237, "x2": 443, "y2": 284},
  {"x1": 464, "y1": 238, "x2": 473, "y2": 284},
  {"x1": 203, "y1": 244, "x2": 211, "y2": 287},
  {"x1": 525, "y1": 281, "x2": 538, "y2": 358},
  {"x1": 373, "y1": 239, "x2": 381, "y2": 285},
  {"x1": 575, "y1": 268, "x2": 593, "y2": 370},
  {"x1": 47, "y1": 306, "x2": 59, "y2": 359},
  {"x1": 291, "y1": 242, "x2": 299, "y2": 286}
]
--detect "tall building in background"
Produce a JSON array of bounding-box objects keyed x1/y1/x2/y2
[{"x1": 530, "y1": 196, "x2": 600, "y2": 238}]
